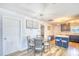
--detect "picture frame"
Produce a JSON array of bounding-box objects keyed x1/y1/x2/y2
[
  {"x1": 26, "y1": 20, "x2": 33, "y2": 28},
  {"x1": 32, "y1": 21, "x2": 39, "y2": 29}
]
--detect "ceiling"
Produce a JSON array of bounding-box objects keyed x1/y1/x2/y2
[{"x1": 0, "y1": 3, "x2": 79, "y2": 23}]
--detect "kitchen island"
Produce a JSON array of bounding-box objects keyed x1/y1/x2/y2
[
  {"x1": 55, "y1": 35, "x2": 69, "y2": 48},
  {"x1": 55, "y1": 32, "x2": 79, "y2": 43}
]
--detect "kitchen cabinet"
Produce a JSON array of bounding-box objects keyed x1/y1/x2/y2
[
  {"x1": 55, "y1": 35, "x2": 69, "y2": 48},
  {"x1": 61, "y1": 23, "x2": 70, "y2": 32}
]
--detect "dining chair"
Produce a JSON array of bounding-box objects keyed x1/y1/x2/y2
[
  {"x1": 43, "y1": 40, "x2": 50, "y2": 52},
  {"x1": 34, "y1": 38, "x2": 44, "y2": 56},
  {"x1": 27, "y1": 36, "x2": 35, "y2": 55}
]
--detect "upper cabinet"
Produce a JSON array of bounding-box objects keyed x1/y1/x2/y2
[{"x1": 61, "y1": 23, "x2": 70, "y2": 32}]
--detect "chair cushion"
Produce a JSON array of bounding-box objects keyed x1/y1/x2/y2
[{"x1": 35, "y1": 46, "x2": 44, "y2": 51}]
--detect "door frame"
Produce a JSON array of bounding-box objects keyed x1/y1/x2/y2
[
  {"x1": 40, "y1": 25, "x2": 45, "y2": 38},
  {"x1": 2, "y1": 16, "x2": 21, "y2": 55}
]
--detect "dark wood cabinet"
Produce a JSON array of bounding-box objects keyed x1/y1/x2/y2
[
  {"x1": 61, "y1": 23, "x2": 70, "y2": 31},
  {"x1": 69, "y1": 35, "x2": 79, "y2": 43}
]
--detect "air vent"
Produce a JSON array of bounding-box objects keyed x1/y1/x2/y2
[
  {"x1": 40, "y1": 14, "x2": 43, "y2": 16},
  {"x1": 48, "y1": 19, "x2": 53, "y2": 21}
]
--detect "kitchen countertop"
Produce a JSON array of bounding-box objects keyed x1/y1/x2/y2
[
  {"x1": 55, "y1": 35, "x2": 69, "y2": 38},
  {"x1": 54, "y1": 32, "x2": 79, "y2": 36}
]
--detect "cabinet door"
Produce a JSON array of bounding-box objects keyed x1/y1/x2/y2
[
  {"x1": 61, "y1": 23, "x2": 70, "y2": 31},
  {"x1": 3, "y1": 16, "x2": 20, "y2": 55}
]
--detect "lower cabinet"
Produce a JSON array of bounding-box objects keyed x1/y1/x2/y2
[
  {"x1": 62, "y1": 38, "x2": 69, "y2": 48},
  {"x1": 69, "y1": 35, "x2": 79, "y2": 43},
  {"x1": 55, "y1": 37, "x2": 62, "y2": 47},
  {"x1": 55, "y1": 36, "x2": 69, "y2": 48}
]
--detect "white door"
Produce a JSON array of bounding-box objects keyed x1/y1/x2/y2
[{"x1": 3, "y1": 16, "x2": 20, "y2": 55}]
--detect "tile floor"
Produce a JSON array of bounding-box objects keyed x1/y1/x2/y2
[{"x1": 7, "y1": 41, "x2": 79, "y2": 56}]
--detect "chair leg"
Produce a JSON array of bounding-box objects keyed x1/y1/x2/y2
[
  {"x1": 41, "y1": 52, "x2": 42, "y2": 56},
  {"x1": 33, "y1": 46, "x2": 35, "y2": 56},
  {"x1": 34, "y1": 50, "x2": 35, "y2": 56},
  {"x1": 42, "y1": 49, "x2": 44, "y2": 56}
]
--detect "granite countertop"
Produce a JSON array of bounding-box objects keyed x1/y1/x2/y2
[
  {"x1": 55, "y1": 32, "x2": 79, "y2": 35},
  {"x1": 55, "y1": 35, "x2": 69, "y2": 38}
]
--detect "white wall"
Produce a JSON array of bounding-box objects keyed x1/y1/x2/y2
[
  {"x1": 0, "y1": 8, "x2": 53, "y2": 52},
  {"x1": 0, "y1": 16, "x2": 3, "y2": 55},
  {"x1": 21, "y1": 16, "x2": 53, "y2": 50}
]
